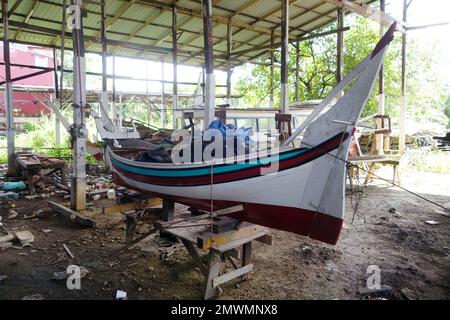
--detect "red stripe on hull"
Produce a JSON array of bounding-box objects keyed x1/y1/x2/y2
[
  {"x1": 112, "y1": 172, "x2": 343, "y2": 245},
  {"x1": 112, "y1": 132, "x2": 347, "y2": 187}
]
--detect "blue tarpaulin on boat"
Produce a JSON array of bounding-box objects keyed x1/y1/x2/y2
[{"x1": 206, "y1": 120, "x2": 253, "y2": 145}]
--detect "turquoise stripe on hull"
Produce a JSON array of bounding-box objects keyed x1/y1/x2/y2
[{"x1": 111, "y1": 148, "x2": 309, "y2": 178}]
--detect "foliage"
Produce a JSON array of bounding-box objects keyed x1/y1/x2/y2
[
  {"x1": 235, "y1": 16, "x2": 449, "y2": 128},
  {"x1": 404, "y1": 148, "x2": 450, "y2": 174},
  {"x1": 0, "y1": 115, "x2": 99, "y2": 165},
  {"x1": 443, "y1": 94, "x2": 450, "y2": 128}
]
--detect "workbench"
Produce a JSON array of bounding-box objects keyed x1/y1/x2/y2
[{"x1": 15, "y1": 152, "x2": 68, "y2": 195}]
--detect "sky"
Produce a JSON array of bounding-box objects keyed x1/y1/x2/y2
[
  {"x1": 66, "y1": 0, "x2": 450, "y2": 97},
  {"x1": 389, "y1": 0, "x2": 450, "y2": 58}
]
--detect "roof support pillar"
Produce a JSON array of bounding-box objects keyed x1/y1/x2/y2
[
  {"x1": 2, "y1": 0, "x2": 15, "y2": 177},
  {"x1": 70, "y1": 0, "x2": 87, "y2": 211},
  {"x1": 280, "y1": 0, "x2": 289, "y2": 114},
  {"x1": 161, "y1": 61, "x2": 166, "y2": 128},
  {"x1": 100, "y1": 0, "x2": 108, "y2": 119},
  {"x1": 52, "y1": 48, "x2": 61, "y2": 145},
  {"x1": 376, "y1": 0, "x2": 386, "y2": 155},
  {"x1": 399, "y1": 0, "x2": 408, "y2": 154},
  {"x1": 59, "y1": 0, "x2": 66, "y2": 98},
  {"x1": 295, "y1": 42, "x2": 300, "y2": 102},
  {"x1": 336, "y1": 7, "x2": 344, "y2": 83},
  {"x1": 202, "y1": 0, "x2": 215, "y2": 129},
  {"x1": 226, "y1": 18, "x2": 232, "y2": 103},
  {"x1": 172, "y1": 4, "x2": 178, "y2": 129},
  {"x1": 112, "y1": 55, "x2": 116, "y2": 106},
  {"x1": 269, "y1": 30, "x2": 275, "y2": 108}
]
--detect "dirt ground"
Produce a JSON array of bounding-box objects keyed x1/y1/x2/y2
[{"x1": 0, "y1": 167, "x2": 449, "y2": 300}]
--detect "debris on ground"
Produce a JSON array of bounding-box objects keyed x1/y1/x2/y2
[
  {"x1": 51, "y1": 266, "x2": 89, "y2": 281},
  {"x1": 0, "y1": 192, "x2": 19, "y2": 201},
  {"x1": 401, "y1": 288, "x2": 418, "y2": 300},
  {"x1": 107, "y1": 189, "x2": 116, "y2": 200},
  {"x1": 7, "y1": 210, "x2": 18, "y2": 220},
  {"x1": 48, "y1": 201, "x2": 96, "y2": 228},
  {"x1": 62, "y1": 243, "x2": 75, "y2": 259},
  {"x1": 425, "y1": 220, "x2": 440, "y2": 225},
  {"x1": 14, "y1": 230, "x2": 35, "y2": 246},
  {"x1": 115, "y1": 290, "x2": 127, "y2": 300},
  {"x1": 41, "y1": 229, "x2": 52, "y2": 235},
  {"x1": 22, "y1": 294, "x2": 44, "y2": 300},
  {"x1": 2, "y1": 181, "x2": 26, "y2": 192},
  {"x1": 0, "y1": 228, "x2": 14, "y2": 244},
  {"x1": 434, "y1": 210, "x2": 450, "y2": 218},
  {"x1": 359, "y1": 285, "x2": 392, "y2": 296}
]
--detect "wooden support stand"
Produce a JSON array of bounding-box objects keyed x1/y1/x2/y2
[
  {"x1": 157, "y1": 207, "x2": 272, "y2": 300},
  {"x1": 123, "y1": 201, "x2": 273, "y2": 300},
  {"x1": 348, "y1": 156, "x2": 401, "y2": 187}
]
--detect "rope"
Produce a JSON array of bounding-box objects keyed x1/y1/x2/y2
[
  {"x1": 210, "y1": 160, "x2": 214, "y2": 236},
  {"x1": 298, "y1": 138, "x2": 450, "y2": 212}
]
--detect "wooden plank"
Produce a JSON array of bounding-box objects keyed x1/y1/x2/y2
[
  {"x1": 163, "y1": 224, "x2": 206, "y2": 244},
  {"x1": 101, "y1": 198, "x2": 161, "y2": 214},
  {"x1": 48, "y1": 201, "x2": 96, "y2": 228},
  {"x1": 155, "y1": 205, "x2": 244, "y2": 229},
  {"x1": 197, "y1": 225, "x2": 266, "y2": 251},
  {"x1": 154, "y1": 212, "x2": 196, "y2": 228},
  {"x1": 213, "y1": 230, "x2": 268, "y2": 253},
  {"x1": 212, "y1": 264, "x2": 253, "y2": 288},
  {"x1": 204, "y1": 250, "x2": 222, "y2": 300}
]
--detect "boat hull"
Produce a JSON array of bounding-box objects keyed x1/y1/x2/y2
[
  {"x1": 112, "y1": 170, "x2": 343, "y2": 245},
  {"x1": 109, "y1": 134, "x2": 347, "y2": 245}
]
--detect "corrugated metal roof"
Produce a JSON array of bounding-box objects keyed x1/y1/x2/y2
[{"x1": 1, "y1": 0, "x2": 383, "y2": 69}]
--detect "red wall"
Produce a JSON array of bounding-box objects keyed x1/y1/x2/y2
[{"x1": 0, "y1": 44, "x2": 54, "y2": 116}]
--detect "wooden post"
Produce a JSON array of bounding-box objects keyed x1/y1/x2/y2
[
  {"x1": 204, "y1": 249, "x2": 222, "y2": 300},
  {"x1": 336, "y1": 8, "x2": 344, "y2": 84},
  {"x1": 161, "y1": 199, "x2": 175, "y2": 222},
  {"x1": 270, "y1": 30, "x2": 275, "y2": 108},
  {"x1": 2, "y1": 0, "x2": 16, "y2": 177},
  {"x1": 53, "y1": 98, "x2": 61, "y2": 146},
  {"x1": 377, "y1": 0, "x2": 386, "y2": 155},
  {"x1": 280, "y1": 0, "x2": 290, "y2": 114},
  {"x1": 202, "y1": 0, "x2": 216, "y2": 129},
  {"x1": 202, "y1": 65, "x2": 206, "y2": 104},
  {"x1": 112, "y1": 54, "x2": 116, "y2": 112},
  {"x1": 172, "y1": 4, "x2": 178, "y2": 129},
  {"x1": 56, "y1": 0, "x2": 67, "y2": 146},
  {"x1": 52, "y1": 48, "x2": 61, "y2": 145},
  {"x1": 399, "y1": 0, "x2": 408, "y2": 154},
  {"x1": 161, "y1": 61, "x2": 165, "y2": 128},
  {"x1": 100, "y1": 0, "x2": 108, "y2": 119},
  {"x1": 295, "y1": 42, "x2": 300, "y2": 102},
  {"x1": 226, "y1": 18, "x2": 232, "y2": 103},
  {"x1": 59, "y1": 0, "x2": 66, "y2": 97},
  {"x1": 241, "y1": 241, "x2": 252, "y2": 280},
  {"x1": 52, "y1": 48, "x2": 60, "y2": 100},
  {"x1": 70, "y1": 0, "x2": 87, "y2": 211}
]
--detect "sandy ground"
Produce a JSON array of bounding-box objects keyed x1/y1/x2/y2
[{"x1": 0, "y1": 168, "x2": 449, "y2": 300}]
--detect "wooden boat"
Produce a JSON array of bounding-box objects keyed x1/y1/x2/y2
[{"x1": 105, "y1": 24, "x2": 396, "y2": 245}]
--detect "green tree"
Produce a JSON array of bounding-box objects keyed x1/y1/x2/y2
[{"x1": 235, "y1": 15, "x2": 449, "y2": 127}]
